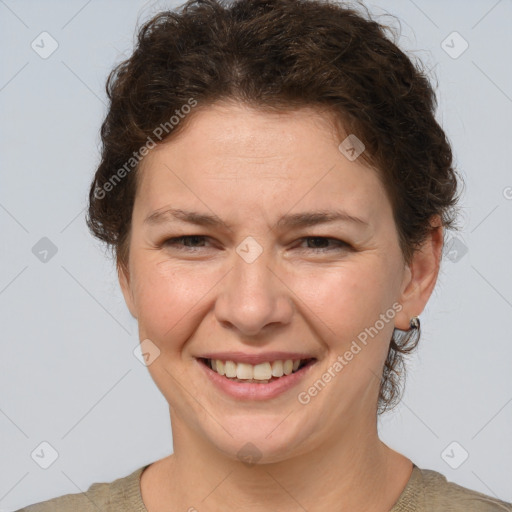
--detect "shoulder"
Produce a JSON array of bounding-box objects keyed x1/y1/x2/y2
[
  {"x1": 15, "y1": 465, "x2": 148, "y2": 512},
  {"x1": 393, "y1": 465, "x2": 512, "y2": 512},
  {"x1": 420, "y1": 468, "x2": 512, "y2": 511}
]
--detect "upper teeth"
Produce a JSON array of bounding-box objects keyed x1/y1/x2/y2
[{"x1": 209, "y1": 359, "x2": 302, "y2": 380}]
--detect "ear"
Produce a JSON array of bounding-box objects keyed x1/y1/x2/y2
[
  {"x1": 394, "y1": 215, "x2": 444, "y2": 330},
  {"x1": 118, "y1": 261, "x2": 137, "y2": 319}
]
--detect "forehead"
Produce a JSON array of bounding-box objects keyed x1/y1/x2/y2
[{"x1": 134, "y1": 102, "x2": 390, "y2": 225}]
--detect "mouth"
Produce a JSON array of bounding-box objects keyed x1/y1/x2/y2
[{"x1": 197, "y1": 357, "x2": 317, "y2": 384}]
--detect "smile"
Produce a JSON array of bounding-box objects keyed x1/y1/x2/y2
[
  {"x1": 196, "y1": 355, "x2": 317, "y2": 400},
  {"x1": 200, "y1": 357, "x2": 315, "y2": 383}
]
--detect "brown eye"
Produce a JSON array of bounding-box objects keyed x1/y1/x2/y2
[
  {"x1": 162, "y1": 235, "x2": 209, "y2": 249},
  {"x1": 300, "y1": 237, "x2": 350, "y2": 252}
]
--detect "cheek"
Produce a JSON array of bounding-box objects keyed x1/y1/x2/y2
[
  {"x1": 290, "y1": 258, "x2": 395, "y2": 341},
  {"x1": 132, "y1": 261, "x2": 218, "y2": 349}
]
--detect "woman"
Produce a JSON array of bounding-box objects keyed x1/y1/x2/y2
[{"x1": 17, "y1": 0, "x2": 511, "y2": 510}]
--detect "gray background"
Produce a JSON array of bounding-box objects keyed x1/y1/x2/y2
[{"x1": 1, "y1": 0, "x2": 511, "y2": 510}]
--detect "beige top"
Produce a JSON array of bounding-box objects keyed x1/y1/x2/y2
[{"x1": 16, "y1": 463, "x2": 512, "y2": 511}]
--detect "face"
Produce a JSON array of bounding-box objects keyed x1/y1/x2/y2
[{"x1": 120, "y1": 101, "x2": 438, "y2": 463}]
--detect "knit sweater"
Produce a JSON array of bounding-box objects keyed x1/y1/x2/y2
[{"x1": 16, "y1": 463, "x2": 512, "y2": 511}]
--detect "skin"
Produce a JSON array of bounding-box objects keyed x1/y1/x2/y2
[{"x1": 119, "y1": 100, "x2": 443, "y2": 511}]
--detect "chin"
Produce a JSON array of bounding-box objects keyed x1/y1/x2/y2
[{"x1": 199, "y1": 411, "x2": 319, "y2": 465}]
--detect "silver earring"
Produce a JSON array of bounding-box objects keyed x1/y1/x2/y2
[{"x1": 409, "y1": 316, "x2": 420, "y2": 330}]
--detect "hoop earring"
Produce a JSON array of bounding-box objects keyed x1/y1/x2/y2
[{"x1": 409, "y1": 316, "x2": 420, "y2": 330}]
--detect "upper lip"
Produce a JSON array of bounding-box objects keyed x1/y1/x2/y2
[{"x1": 197, "y1": 351, "x2": 316, "y2": 365}]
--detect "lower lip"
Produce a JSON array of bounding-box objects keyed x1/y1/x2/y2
[{"x1": 197, "y1": 359, "x2": 316, "y2": 400}]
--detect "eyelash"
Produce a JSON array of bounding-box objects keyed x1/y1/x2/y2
[{"x1": 161, "y1": 235, "x2": 350, "y2": 253}]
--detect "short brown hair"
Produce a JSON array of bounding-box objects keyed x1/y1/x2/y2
[{"x1": 86, "y1": 0, "x2": 462, "y2": 413}]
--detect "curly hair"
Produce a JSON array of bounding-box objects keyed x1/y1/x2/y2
[{"x1": 86, "y1": 0, "x2": 462, "y2": 414}]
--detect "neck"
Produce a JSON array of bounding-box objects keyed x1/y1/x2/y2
[{"x1": 144, "y1": 412, "x2": 413, "y2": 512}]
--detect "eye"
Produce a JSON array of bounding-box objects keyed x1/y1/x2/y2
[
  {"x1": 161, "y1": 235, "x2": 210, "y2": 250},
  {"x1": 297, "y1": 237, "x2": 351, "y2": 252}
]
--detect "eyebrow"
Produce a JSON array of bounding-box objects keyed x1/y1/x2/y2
[{"x1": 144, "y1": 207, "x2": 369, "y2": 230}]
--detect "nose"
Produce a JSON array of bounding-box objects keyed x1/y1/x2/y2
[{"x1": 214, "y1": 245, "x2": 294, "y2": 338}]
